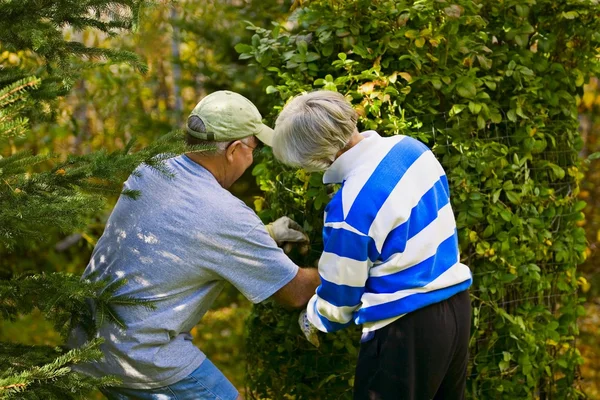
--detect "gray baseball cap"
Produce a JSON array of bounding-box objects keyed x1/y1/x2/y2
[{"x1": 186, "y1": 90, "x2": 274, "y2": 146}]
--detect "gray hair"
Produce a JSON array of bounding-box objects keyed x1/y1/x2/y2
[
  {"x1": 186, "y1": 115, "x2": 252, "y2": 156},
  {"x1": 273, "y1": 91, "x2": 357, "y2": 172}
]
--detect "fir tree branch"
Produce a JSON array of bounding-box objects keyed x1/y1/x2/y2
[
  {"x1": 0, "y1": 77, "x2": 40, "y2": 108},
  {"x1": 0, "y1": 338, "x2": 119, "y2": 399}
]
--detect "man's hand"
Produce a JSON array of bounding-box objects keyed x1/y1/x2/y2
[
  {"x1": 298, "y1": 309, "x2": 320, "y2": 347},
  {"x1": 266, "y1": 216, "x2": 308, "y2": 245}
]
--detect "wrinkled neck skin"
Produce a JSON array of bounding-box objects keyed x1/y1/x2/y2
[
  {"x1": 335, "y1": 129, "x2": 364, "y2": 160},
  {"x1": 185, "y1": 152, "x2": 236, "y2": 189}
]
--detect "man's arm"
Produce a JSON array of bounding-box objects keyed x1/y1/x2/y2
[{"x1": 272, "y1": 267, "x2": 320, "y2": 309}]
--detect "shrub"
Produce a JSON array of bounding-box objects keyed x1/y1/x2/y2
[{"x1": 240, "y1": 0, "x2": 600, "y2": 398}]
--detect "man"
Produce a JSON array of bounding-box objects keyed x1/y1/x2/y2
[
  {"x1": 69, "y1": 91, "x2": 320, "y2": 400},
  {"x1": 273, "y1": 90, "x2": 473, "y2": 400}
]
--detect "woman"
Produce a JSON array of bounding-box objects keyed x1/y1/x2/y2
[{"x1": 272, "y1": 90, "x2": 473, "y2": 400}]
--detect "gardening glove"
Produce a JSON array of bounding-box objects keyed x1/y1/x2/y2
[
  {"x1": 266, "y1": 216, "x2": 308, "y2": 245},
  {"x1": 298, "y1": 309, "x2": 320, "y2": 347}
]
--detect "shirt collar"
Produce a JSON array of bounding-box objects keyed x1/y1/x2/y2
[{"x1": 323, "y1": 130, "x2": 381, "y2": 184}]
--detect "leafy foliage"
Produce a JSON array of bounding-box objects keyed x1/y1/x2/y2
[{"x1": 240, "y1": 0, "x2": 600, "y2": 398}]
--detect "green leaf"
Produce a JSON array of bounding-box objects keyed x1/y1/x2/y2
[
  {"x1": 500, "y1": 210, "x2": 512, "y2": 221},
  {"x1": 516, "y1": 5, "x2": 529, "y2": 17},
  {"x1": 234, "y1": 43, "x2": 254, "y2": 54},
  {"x1": 561, "y1": 11, "x2": 579, "y2": 19},
  {"x1": 574, "y1": 200, "x2": 586, "y2": 212},
  {"x1": 547, "y1": 163, "x2": 565, "y2": 180},
  {"x1": 450, "y1": 104, "x2": 466, "y2": 116},
  {"x1": 297, "y1": 40, "x2": 308, "y2": 54},
  {"x1": 506, "y1": 191, "x2": 521, "y2": 204},
  {"x1": 490, "y1": 109, "x2": 502, "y2": 123},
  {"x1": 484, "y1": 80, "x2": 497, "y2": 91},
  {"x1": 469, "y1": 102, "x2": 482, "y2": 114},
  {"x1": 476, "y1": 55, "x2": 492, "y2": 70},
  {"x1": 501, "y1": 273, "x2": 518, "y2": 282},
  {"x1": 492, "y1": 189, "x2": 502, "y2": 203},
  {"x1": 477, "y1": 114, "x2": 486, "y2": 130},
  {"x1": 456, "y1": 81, "x2": 477, "y2": 98},
  {"x1": 515, "y1": 34, "x2": 529, "y2": 47},
  {"x1": 305, "y1": 52, "x2": 320, "y2": 62},
  {"x1": 483, "y1": 225, "x2": 494, "y2": 238}
]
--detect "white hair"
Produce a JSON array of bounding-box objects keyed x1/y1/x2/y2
[
  {"x1": 186, "y1": 135, "x2": 253, "y2": 156},
  {"x1": 186, "y1": 114, "x2": 254, "y2": 156},
  {"x1": 273, "y1": 90, "x2": 358, "y2": 172}
]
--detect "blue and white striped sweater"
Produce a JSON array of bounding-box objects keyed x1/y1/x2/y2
[{"x1": 306, "y1": 131, "x2": 472, "y2": 333}]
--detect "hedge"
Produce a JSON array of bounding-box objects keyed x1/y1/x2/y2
[{"x1": 239, "y1": 1, "x2": 600, "y2": 398}]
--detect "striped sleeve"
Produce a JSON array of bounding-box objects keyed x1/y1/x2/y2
[{"x1": 306, "y1": 221, "x2": 377, "y2": 333}]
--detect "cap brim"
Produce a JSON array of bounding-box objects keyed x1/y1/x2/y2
[{"x1": 256, "y1": 124, "x2": 274, "y2": 147}]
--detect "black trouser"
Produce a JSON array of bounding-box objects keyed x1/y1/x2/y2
[{"x1": 354, "y1": 290, "x2": 471, "y2": 400}]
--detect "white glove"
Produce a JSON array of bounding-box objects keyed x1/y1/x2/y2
[
  {"x1": 298, "y1": 309, "x2": 320, "y2": 347},
  {"x1": 266, "y1": 216, "x2": 308, "y2": 245}
]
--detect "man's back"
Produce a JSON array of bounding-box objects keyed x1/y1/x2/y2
[{"x1": 70, "y1": 154, "x2": 297, "y2": 389}]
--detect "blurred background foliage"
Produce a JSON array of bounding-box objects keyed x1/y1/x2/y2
[
  {"x1": 578, "y1": 77, "x2": 600, "y2": 398},
  {"x1": 1, "y1": 0, "x2": 600, "y2": 398}
]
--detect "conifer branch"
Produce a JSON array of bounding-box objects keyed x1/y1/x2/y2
[
  {"x1": 0, "y1": 1, "x2": 179, "y2": 398},
  {"x1": 0, "y1": 78, "x2": 40, "y2": 108}
]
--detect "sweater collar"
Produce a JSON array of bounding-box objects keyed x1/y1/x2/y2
[{"x1": 323, "y1": 130, "x2": 381, "y2": 184}]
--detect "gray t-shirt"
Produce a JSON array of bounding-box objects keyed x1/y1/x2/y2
[{"x1": 69, "y1": 155, "x2": 298, "y2": 389}]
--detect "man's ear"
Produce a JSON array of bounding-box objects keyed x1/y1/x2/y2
[{"x1": 225, "y1": 140, "x2": 242, "y2": 163}]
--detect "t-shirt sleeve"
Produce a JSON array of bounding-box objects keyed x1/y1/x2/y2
[{"x1": 217, "y1": 222, "x2": 299, "y2": 304}]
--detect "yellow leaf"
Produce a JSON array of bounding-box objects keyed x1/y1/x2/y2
[
  {"x1": 415, "y1": 37, "x2": 426, "y2": 48},
  {"x1": 405, "y1": 30, "x2": 418, "y2": 39},
  {"x1": 358, "y1": 82, "x2": 376, "y2": 95},
  {"x1": 529, "y1": 127, "x2": 537, "y2": 137},
  {"x1": 254, "y1": 197, "x2": 264, "y2": 212},
  {"x1": 355, "y1": 104, "x2": 366, "y2": 117},
  {"x1": 8, "y1": 53, "x2": 19, "y2": 64},
  {"x1": 398, "y1": 72, "x2": 412, "y2": 82},
  {"x1": 469, "y1": 231, "x2": 478, "y2": 242},
  {"x1": 578, "y1": 276, "x2": 591, "y2": 293},
  {"x1": 582, "y1": 91, "x2": 595, "y2": 109},
  {"x1": 530, "y1": 41, "x2": 538, "y2": 53}
]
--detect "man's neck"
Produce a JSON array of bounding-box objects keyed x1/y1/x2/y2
[{"x1": 185, "y1": 152, "x2": 228, "y2": 188}]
